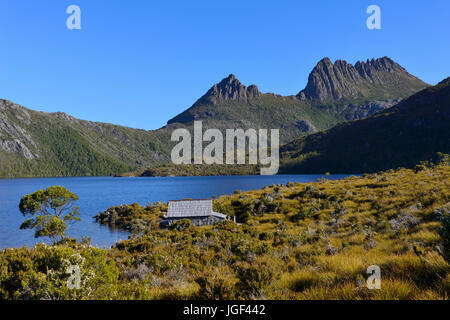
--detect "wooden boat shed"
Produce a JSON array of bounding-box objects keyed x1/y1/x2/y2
[{"x1": 160, "y1": 199, "x2": 228, "y2": 227}]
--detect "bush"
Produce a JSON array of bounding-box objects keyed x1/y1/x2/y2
[
  {"x1": 235, "y1": 257, "x2": 279, "y2": 298},
  {"x1": 231, "y1": 200, "x2": 251, "y2": 223},
  {"x1": 0, "y1": 244, "x2": 119, "y2": 300},
  {"x1": 194, "y1": 267, "x2": 237, "y2": 300},
  {"x1": 169, "y1": 219, "x2": 192, "y2": 231}
]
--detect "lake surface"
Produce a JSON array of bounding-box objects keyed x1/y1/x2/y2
[{"x1": 0, "y1": 174, "x2": 350, "y2": 249}]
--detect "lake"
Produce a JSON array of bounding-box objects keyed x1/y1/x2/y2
[{"x1": 0, "y1": 174, "x2": 351, "y2": 249}]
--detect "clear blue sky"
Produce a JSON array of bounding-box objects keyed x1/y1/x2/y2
[{"x1": 1, "y1": 0, "x2": 449, "y2": 130}]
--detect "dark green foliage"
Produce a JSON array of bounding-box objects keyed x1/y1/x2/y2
[
  {"x1": 169, "y1": 219, "x2": 192, "y2": 231},
  {"x1": 140, "y1": 163, "x2": 258, "y2": 177},
  {"x1": 231, "y1": 200, "x2": 251, "y2": 223},
  {"x1": 290, "y1": 208, "x2": 313, "y2": 222},
  {"x1": 0, "y1": 100, "x2": 169, "y2": 178},
  {"x1": 0, "y1": 244, "x2": 119, "y2": 300},
  {"x1": 95, "y1": 202, "x2": 160, "y2": 232},
  {"x1": 280, "y1": 78, "x2": 450, "y2": 174},
  {"x1": 19, "y1": 186, "x2": 81, "y2": 243}
]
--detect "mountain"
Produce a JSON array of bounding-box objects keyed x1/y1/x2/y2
[
  {"x1": 165, "y1": 57, "x2": 428, "y2": 144},
  {"x1": 297, "y1": 57, "x2": 426, "y2": 103},
  {"x1": 280, "y1": 77, "x2": 450, "y2": 174},
  {"x1": 169, "y1": 74, "x2": 262, "y2": 114},
  {"x1": 0, "y1": 100, "x2": 169, "y2": 178},
  {"x1": 165, "y1": 78, "x2": 336, "y2": 144},
  {"x1": 0, "y1": 57, "x2": 430, "y2": 178}
]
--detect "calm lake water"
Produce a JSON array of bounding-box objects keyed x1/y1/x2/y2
[{"x1": 0, "y1": 174, "x2": 350, "y2": 249}]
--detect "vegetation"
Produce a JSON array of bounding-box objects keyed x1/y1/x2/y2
[
  {"x1": 19, "y1": 186, "x2": 81, "y2": 243},
  {"x1": 3, "y1": 158, "x2": 448, "y2": 300},
  {"x1": 0, "y1": 244, "x2": 119, "y2": 300},
  {"x1": 0, "y1": 100, "x2": 169, "y2": 178},
  {"x1": 280, "y1": 78, "x2": 450, "y2": 174},
  {"x1": 138, "y1": 163, "x2": 258, "y2": 177},
  {"x1": 0, "y1": 63, "x2": 428, "y2": 178}
]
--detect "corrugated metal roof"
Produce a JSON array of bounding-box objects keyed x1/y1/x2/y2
[
  {"x1": 212, "y1": 211, "x2": 228, "y2": 219},
  {"x1": 167, "y1": 199, "x2": 214, "y2": 218}
]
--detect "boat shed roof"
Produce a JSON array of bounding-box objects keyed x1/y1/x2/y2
[{"x1": 167, "y1": 199, "x2": 220, "y2": 218}]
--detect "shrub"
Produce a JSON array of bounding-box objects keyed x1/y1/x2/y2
[
  {"x1": 235, "y1": 257, "x2": 279, "y2": 298},
  {"x1": 194, "y1": 266, "x2": 237, "y2": 300},
  {"x1": 0, "y1": 244, "x2": 119, "y2": 300},
  {"x1": 231, "y1": 200, "x2": 252, "y2": 223},
  {"x1": 169, "y1": 219, "x2": 192, "y2": 232}
]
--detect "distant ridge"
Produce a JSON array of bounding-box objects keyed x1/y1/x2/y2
[
  {"x1": 0, "y1": 56, "x2": 432, "y2": 178},
  {"x1": 280, "y1": 77, "x2": 450, "y2": 173},
  {"x1": 168, "y1": 56, "x2": 427, "y2": 128},
  {"x1": 297, "y1": 57, "x2": 427, "y2": 103}
]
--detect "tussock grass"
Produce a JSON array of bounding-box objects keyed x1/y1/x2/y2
[{"x1": 2, "y1": 161, "x2": 449, "y2": 300}]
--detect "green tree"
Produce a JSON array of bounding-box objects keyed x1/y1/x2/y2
[{"x1": 19, "y1": 186, "x2": 81, "y2": 243}]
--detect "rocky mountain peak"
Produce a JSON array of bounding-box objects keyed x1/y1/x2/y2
[
  {"x1": 196, "y1": 74, "x2": 262, "y2": 106},
  {"x1": 298, "y1": 57, "x2": 427, "y2": 103}
]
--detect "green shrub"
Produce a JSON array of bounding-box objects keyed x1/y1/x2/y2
[
  {"x1": 0, "y1": 244, "x2": 119, "y2": 300},
  {"x1": 235, "y1": 257, "x2": 279, "y2": 298},
  {"x1": 169, "y1": 219, "x2": 192, "y2": 232},
  {"x1": 194, "y1": 267, "x2": 237, "y2": 300}
]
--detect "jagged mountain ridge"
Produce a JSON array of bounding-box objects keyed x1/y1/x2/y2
[
  {"x1": 280, "y1": 77, "x2": 450, "y2": 174},
  {"x1": 0, "y1": 56, "x2": 430, "y2": 177},
  {"x1": 198, "y1": 74, "x2": 262, "y2": 104},
  {"x1": 297, "y1": 57, "x2": 426, "y2": 103},
  {"x1": 167, "y1": 57, "x2": 427, "y2": 139}
]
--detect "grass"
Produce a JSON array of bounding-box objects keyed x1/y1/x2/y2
[{"x1": 1, "y1": 160, "x2": 449, "y2": 300}]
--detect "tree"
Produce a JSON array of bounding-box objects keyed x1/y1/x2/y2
[{"x1": 19, "y1": 186, "x2": 81, "y2": 243}]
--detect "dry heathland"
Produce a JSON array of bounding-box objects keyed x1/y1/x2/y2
[{"x1": 1, "y1": 157, "x2": 449, "y2": 300}]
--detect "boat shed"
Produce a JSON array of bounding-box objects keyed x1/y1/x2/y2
[{"x1": 160, "y1": 199, "x2": 228, "y2": 227}]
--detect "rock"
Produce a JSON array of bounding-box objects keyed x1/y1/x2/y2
[
  {"x1": 167, "y1": 74, "x2": 262, "y2": 124},
  {"x1": 201, "y1": 74, "x2": 262, "y2": 103},
  {"x1": 326, "y1": 243, "x2": 338, "y2": 255},
  {"x1": 389, "y1": 214, "x2": 419, "y2": 231},
  {"x1": 296, "y1": 119, "x2": 317, "y2": 133},
  {"x1": 339, "y1": 99, "x2": 400, "y2": 121},
  {"x1": 297, "y1": 57, "x2": 425, "y2": 102},
  {"x1": 247, "y1": 85, "x2": 262, "y2": 98},
  {"x1": 51, "y1": 112, "x2": 77, "y2": 122},
  {"x1": 432, "y1": 204, "x2": 450, "y2": 222},
  {"x1": 0, "y1": 139, "x2": 36, "y2": 160}
]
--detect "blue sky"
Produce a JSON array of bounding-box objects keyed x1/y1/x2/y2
[{"x1": 1, "y1": 0, "x2": 449, "y2": 130}]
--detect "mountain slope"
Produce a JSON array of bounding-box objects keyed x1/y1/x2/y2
[
  {"x1": 297, "y1": 57, "x2": 426, "y2": 103},
  {"x1": 0, "y1": 100, "x2": 169, "y2": 178},
  {"x1": 280, "y1": 78, "x2": 450, "y2": 174},
  {"x1": 166, "y1": 57, "x2": 428, "y2": 144},
  {"x1": 0, "y1": 57, "x2": 430, "y2": 178}
]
